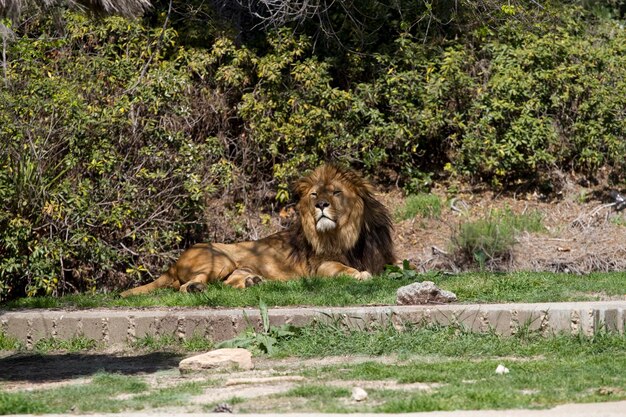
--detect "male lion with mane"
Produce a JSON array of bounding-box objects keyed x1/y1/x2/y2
[{"x1": 120, "y1": 164, "x2": 395, "y2": 297}]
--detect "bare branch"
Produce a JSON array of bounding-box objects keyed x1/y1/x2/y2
[{"x1": 0, "y1": 0, "x2": 151, "y2": 19}]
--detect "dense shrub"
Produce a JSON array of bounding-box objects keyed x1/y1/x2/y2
[
  {"x1": 0, "y1": 14, "x2": 227, "y2": 298},
  {"x1": 455, "y1": 11, "x2": 626, "y2": 184}
]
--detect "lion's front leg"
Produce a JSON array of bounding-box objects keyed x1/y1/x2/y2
[{"x1": 316, "y1": 261, "x2": 372, "y2": 280}]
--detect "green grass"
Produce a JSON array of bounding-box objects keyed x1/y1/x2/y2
[
  {"x1": 1, "y1": 324, "x2": 625, "y2": 414},
  {"x1": 0, "y1": 372, "x2": 207, "y2": 414},
  {"x1": 298, "y1": 355, "x2": 626, "y2": 412},
  {"x1": 438, "y1": 271, "x2": 626, "y2": 303},
  {"x1": 246, "y1": 324, "x2": 626, "y2": 413},
  {"x1": 452, "y1": 208, "x2": 545, "y2": 266},
  {"x1": 274, "y1": 321, "x2": 626, "y2": 359},
  {"x1": 0, "y1": 372, "x2": 148, "y2": 414},
  {"x1": 32, "y1": 336, "x2": 100, "y2": 353},
  {"x1": 395, "y1": 193, "x2": 442, "y2": 220},
  {"x1": 610, "y1": 215, "x2": 626, "y2": 227},
  {"x1": 130, "y1": 334, "x2": 214, "y2": 352},
  {"x1": 0, "y1": 332, "x2": 22, "y2": 350},
  {"x1": 2, "y1": 272, "x2": 624, "y2": 310}
]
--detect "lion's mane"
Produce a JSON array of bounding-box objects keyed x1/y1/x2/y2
[{"x1": 288, "y1": 164, "x2": 395, "y2": 275}]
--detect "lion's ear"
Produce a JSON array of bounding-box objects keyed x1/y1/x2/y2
[{"x1": 292, "y1": 177, "x2": 311, "y2": 199}]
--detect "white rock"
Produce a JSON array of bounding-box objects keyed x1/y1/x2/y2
[
  {"x1": 351, "y1": 387, "x2": 368, "y2": 402},
  {"x1": 495, "y1": 364, "x2": 510, "y2": 375},
  {"x1": 179, "y1": 348, "x2": 254, "y2": 373},
  {"x1": 396, "y1": 281, "x2": 457, "y2": 305}
]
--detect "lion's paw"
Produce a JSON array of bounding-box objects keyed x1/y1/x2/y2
[
  {"x1": 182, "y1": 282, "x2": 207, "y2": 293},
  {"x1": 355, "y1": 271, "x2": 372, "y2": 281},
  {"x1": 245, "y1": 275, "x2": 264, "y2": 288}
]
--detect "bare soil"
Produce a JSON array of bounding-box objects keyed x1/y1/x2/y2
[{"x1": 385, "y1": 182, "x2": 626, "y2": 274}]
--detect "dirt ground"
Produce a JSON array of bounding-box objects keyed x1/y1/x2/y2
[{"x1": 384, "y1": 180, "x2": 626, "y2": 275}]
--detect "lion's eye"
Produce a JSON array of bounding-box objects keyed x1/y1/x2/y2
[
  {"x1": 310, "y1": 192, "x2": 317, "y2": 198},
  {"x1": 333, "y1": 190, "x2": 342, "y2": 196}
]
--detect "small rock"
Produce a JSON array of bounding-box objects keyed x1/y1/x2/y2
[
  {"x1": 212, "y1": 403, "x2": 233, "y2": 413},
  {"x1": 396, "y1": 281, "x2": 457, "y2": 305},
  {"x1": 495, "y1": 364, "x2": 510, "y2": 375},
  {"x1": 179, "y1": 348, "x2": 254, "y2": 374},
  {"x1": 351, "y1": 387, "x2": 368, "y2": 402}
]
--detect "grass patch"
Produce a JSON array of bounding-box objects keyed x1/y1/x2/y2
[
  {"x1": 1, "y1": 324, "x2": 625, "y2": 414},
  {"x1": 436, "y1": 271, "x2": 626, "y2": 304},
  {"x1": 121, "y1": 380, "x2": 206, "y2": 410},
  {"x1": 238, "y1": 324, "x2": 626, "y2": 413},
  {"x1": 395, "y1": 193, "x2": 442, "y2": 220},
  {"x1": 452, "y1": 208, "x2": 544, "y2": 267},
  {"x1": 33, "y1": 336, "x2": 100, "y2": 353},
  {"x1": 0, "y1": 372, "x2": 148, "y2": 414},
  {"x1": 374, "y1": 355, "x2": 626, "y2": 412},
  {"x1": 130, "y1": 334, "x2": 213, "y2": 352},
  {"x1": 274, "y1": 321, "x2": 626, "y2": 359},
  {"x1": 287, "y1": 385, "x2": 351, "y2": 398},
  {"x1": 0, "y1": 332, "x2": 22, "y2": 350},
  {"x1": 2, "y1": 271, "x2": 624, "y2": 310},
  {"x1": 0, "y1": 372, "x2": 206, "y2": 414}
]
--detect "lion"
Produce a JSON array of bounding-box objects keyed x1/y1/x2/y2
[{"x1": 120, "y1": 164, "x2": 395, "y2": 297}]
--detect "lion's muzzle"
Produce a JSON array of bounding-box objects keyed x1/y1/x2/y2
[{"x1": 315, "y1": 204, "x2": 336, "y2": 232}]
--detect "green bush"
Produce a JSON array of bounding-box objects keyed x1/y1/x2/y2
[
  {"x1": 454, "y1": 8, "x2": 626, "y2": 183},
  {"x1": 0, "y1": 14, "x2": 228, "y2": 299}
]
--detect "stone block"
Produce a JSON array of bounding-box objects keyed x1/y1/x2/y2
[
  {"x1": 396, "y1": 281, "x2": 457, "y2": 305},
  {"x1": 179, "y1": 316, "x2": 210, "y2": 340},
  {"x1": 130, "y1": 315, "x2": 158, "y2": 340},
  {"x1": 82, "y1": 317, "x2": 107, "y2": 342},
  {"x1": 207, "y1": 315, "x2": 239, "y2": 342},
  {"x1": 28, "y1": 316, "x2": 51, "y2": 344},
  {"x1": 106, "y1": 316, "x2": 131, "y2": 344},
  {"x1": 179, "y1": 348, "x2": 253, "y2": 373},
  {"x1": 486, "y1": 309, "x2": 513, "y2": 336},
  {"x1": 6, "y1": 316, "x2": 31, "y2": 344},
  {"x1": 544, "y1": 309, "x2": 571, "y2": 335},
  {"x1": 156, "y1": 315, "x2": 179, "y2": 338},
  {"x1": 52, "y1": 315, "x2": 81, "y2": 340}
]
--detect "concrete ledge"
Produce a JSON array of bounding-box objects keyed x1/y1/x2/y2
[{"x1": 1, "y1": 301, "x2": 624, "y2": 348}]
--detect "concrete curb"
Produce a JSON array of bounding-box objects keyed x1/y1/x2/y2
[{"x1": 1, "y1": 301, "x2": 624, "y2": 348}]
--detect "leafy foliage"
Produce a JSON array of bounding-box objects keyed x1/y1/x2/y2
[
  {"x1": 383, "y1": 260, "x2": 420, "y2": 281},
  {"x1": 217, "y1": 300, "x2": 298, "y2": 354},
  {"x1": 0, "y1": 14, "x2": 230, "y2": 299}
]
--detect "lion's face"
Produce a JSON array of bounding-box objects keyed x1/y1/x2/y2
[
  {"x1": 295, "y1": 165, "x2": 368, "y2": 255},
  {"x1": 307, "y1": 180, "x2": 357, "y2": 233}
]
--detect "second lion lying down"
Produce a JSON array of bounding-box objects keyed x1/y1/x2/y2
[{"x1": 120, "y1": 164, "x2": 395, "y2": 297}]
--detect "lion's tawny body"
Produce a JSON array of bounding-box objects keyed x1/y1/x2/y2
[{"x1": 120, "y1": 165, "x2": 395, "y2": 297}]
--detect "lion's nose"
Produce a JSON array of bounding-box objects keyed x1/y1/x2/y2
[{"x1": 315, "y1": 200, "x2": 330, "y2": 210}]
